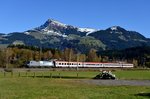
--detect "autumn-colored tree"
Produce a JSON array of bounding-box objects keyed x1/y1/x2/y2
[
  {"x1": 101, "y1": 56, "x2": 109, "y2": 62},
  {"x1": 87, "y1": 49, "x2": 99, "y2": 62},
  {"x1": 43, "y1": 50, "x2": 53, "y2": 60},
  {"x1": 132, "y1": 59, "x2": 138, "y2": 67},
  {"x1": 0, "y1": 49, "x2": 6, "y2": 67},
  {"x1": 78, "y1": 54, "x2": 86, "y2": 62},
  {"x1": 33, "y1": 51, "x2": 40, "y2": 61},
  {"x1": 63, "y1": 48, "x2": 76, "y2": 61},
  {"x1": 5, "y1": 48, "x2": 15, "y2": 68},
  {"x1": 98, "y1": 55, "x2": 102, "y2": 62},
  {"x1": 53, "y1": 50, "x2": 60, "y2": 59}
]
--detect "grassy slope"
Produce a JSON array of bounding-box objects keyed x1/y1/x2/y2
[
  {"x1": 0, "y1": 78, "x2": 150, "y2": 99},
  {"x1": 114, "y1": 70, "x2": 150, "y2": 80},
  {"x1": 0, "y1": 70, "x2": 150, "y2": 99}
]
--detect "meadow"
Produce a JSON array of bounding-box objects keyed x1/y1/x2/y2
[
  {"x1": 0, "y1": 69, "x2": 150, "y2": 99},
  {"x1": 1, "y1": 69, "x2": 150, "y2": 79}
]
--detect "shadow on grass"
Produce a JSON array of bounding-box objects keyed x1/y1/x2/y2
[
  {"x1": 21, "y1": 75, "x2": 89, "y2": 79},
  {"x1": 135, "y1": 93, "x2": 150, "y2": 98}
]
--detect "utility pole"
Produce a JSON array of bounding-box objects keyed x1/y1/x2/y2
[
  {"x1": 77, "y1": 53, "x2": 79, "y2": 71},
  {"x1": 76, "y1": 52, "x2": 80, "y2": 71}
]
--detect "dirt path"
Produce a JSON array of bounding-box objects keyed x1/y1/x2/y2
[{"x1": 81, "y1": 79, "x2": 150, "y2": 86}]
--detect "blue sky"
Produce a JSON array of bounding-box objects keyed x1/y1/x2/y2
[{"x1": 0, "y1": 0, "x2": 150, "y2": 38}]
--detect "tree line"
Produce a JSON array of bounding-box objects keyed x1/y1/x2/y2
[
  {"x1": 0, "y1": 45, "x2": 149, "y2": 68},
  {"x1": 98, "y1": 46, "x2": 150, "y2": 68}
]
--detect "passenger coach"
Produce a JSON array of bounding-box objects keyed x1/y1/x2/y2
[{"x1": 55, "y1": 61, "x2": 134, "y2": 68}]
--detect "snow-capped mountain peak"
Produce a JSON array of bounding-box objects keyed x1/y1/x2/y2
[
  {"x1": 32, "y1": 19, "x2": 98, "y2": 37},
  {"x1": 78, "y1": 28, "x2": 98, "y2": 36},
  {"x1": 109, "y1": 26, "x2": 126, "y2": 31},
  {"x1": 78, "y1": 28, "x2": 97, "y2": 32},
  {"x1": 46, "y1": 19, "x2": 67, "y2": 28},
  {"x1": 35, "y1": 19, "x2": 68, "y2": 31},
  {"x1": 110, "y1": 26, "x2": 118, "y2": 31}
]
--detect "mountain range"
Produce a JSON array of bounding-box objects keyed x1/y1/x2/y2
[{"x1": 0, "y1": 19, "x2": 150, "y2": 52}]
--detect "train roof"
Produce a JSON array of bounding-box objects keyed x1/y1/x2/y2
[{"x1": 55, "y1": 61, "x2": 128, "y2": 64}]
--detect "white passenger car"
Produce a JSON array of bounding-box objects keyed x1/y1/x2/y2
[{"x1": 55, "y1": 61, "x2": 134, "y2": 68}]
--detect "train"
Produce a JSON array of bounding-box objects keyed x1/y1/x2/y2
[{"x1": 27, "y1": 60, "x2": 134, "y2": 68}]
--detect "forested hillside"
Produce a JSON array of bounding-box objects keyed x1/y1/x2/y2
[{"x1": 0, "y1": 45, "x2": 149, "y2": 68}]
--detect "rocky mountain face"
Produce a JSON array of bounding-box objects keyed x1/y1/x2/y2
[{"x1": 0, "y1": 19, "x2": 149, "y2": 52}]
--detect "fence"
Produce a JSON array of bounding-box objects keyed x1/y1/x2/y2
[{"x1": 0, "y1": 71, "x2": 98, "y2": 79}]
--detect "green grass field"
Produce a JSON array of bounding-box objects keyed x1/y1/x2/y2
[
  {"x1": 0, "y1": 78, "x2": 150, "y2": 99},
  {"x1": 1, "y1": 69, "x2": 150, "y2": 79},
  {"x1": 0, "y1": 70, "x2": 150, "y2": 99},
  {"x1": 114, "y1": 70, "x2": 150, "y2": 80}
]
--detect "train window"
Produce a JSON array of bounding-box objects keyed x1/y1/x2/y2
[
  {"x1": 72, "y1": 63, "x2": 73, "y2": 65},
  {"x1": 79, "y1": 63, "x2": 80, "y2": 65},
  {"x1": 62, "y1": 63, "x2": 64, "y2": 65},
  {"x1": 65, "y1": 63, "x2": 66, "y2": 65},
  {"x1": 67, "y1": 63, "x2": 69, "y2": 65},
  {"x1": 59, "y1": 63, "x2": 61, "y2": 65}
]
